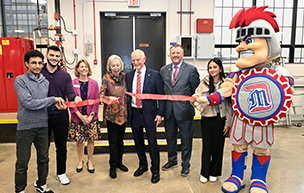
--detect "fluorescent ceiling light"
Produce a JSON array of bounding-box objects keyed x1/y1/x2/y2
[
  {"x1": 31, "y1": 0, "x2": 47, "y2": 4},
  {"x1": 14, "y1": 30, "x2": 25, "y2": 33}
]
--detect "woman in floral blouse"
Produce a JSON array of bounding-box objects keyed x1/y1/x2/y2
[{"x1": 99, "y1": 55, "x2": 128, "y2": 179}]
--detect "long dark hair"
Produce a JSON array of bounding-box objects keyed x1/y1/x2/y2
[{"x1": 207, "y1": 58, "x2": 225, "y2": 93}]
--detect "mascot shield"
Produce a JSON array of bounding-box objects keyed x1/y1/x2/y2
[{"x1": 232, "y1": 68, "x2": 292, "y2": 126}]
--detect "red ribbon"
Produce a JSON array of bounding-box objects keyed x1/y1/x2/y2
[
  {"x1": 65, "y1": 92, "x2": 196, "y2": 108},
  {"x1": 64, "y1": 98, "x2": 118, "y2": 108},
  {"x1": 125, "y1": 91, "x2": 197, "y2": 102}
]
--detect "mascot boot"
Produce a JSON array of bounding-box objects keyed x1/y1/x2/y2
[
  {"x1": 250, "y1": 154, "x2": 271, "y2": 193},
  {"x1": 222, "y1": 151, "x2": 247, "y2": 193}
]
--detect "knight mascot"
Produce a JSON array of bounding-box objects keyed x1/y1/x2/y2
[{"x1": 194, "y1": 6, "x2": 294, "y2": 193}]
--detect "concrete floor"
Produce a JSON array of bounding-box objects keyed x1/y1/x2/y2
[{"x1": 1, "y1": 126, "x2": 304, "y2": 193}]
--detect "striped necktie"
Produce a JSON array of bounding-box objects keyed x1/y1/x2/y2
[
  {"x1": 136, "y1": 71, "x2": 142, "y2": 107},
  {"x1": 172, "y1": 65, "x2": 178, "y2": 86}
]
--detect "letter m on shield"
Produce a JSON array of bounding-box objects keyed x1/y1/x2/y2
[{"x1": 244, "y1": 82, "x2": 273, "y2": 114}]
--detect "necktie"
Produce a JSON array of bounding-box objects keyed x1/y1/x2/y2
[
  {"x1": 136, "y1": 71, "x2": 142, "y2": 107},
  {"x1": 172, "y1": 65, "x2": 178, "y2": 86}
]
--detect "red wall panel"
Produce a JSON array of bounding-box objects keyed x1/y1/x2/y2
[{"x1": 196, "y1": 19, "x2": 213, "y2": 33}]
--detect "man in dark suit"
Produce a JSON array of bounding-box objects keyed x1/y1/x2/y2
[
  {"x1": 160, "y1": 44, "x2": 200, "y2": 176},
  {"x1": 126, "y1": 49, "x2": 165, "y2": 183}
]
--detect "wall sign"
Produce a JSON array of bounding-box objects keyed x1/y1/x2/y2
[{"x1": 129, "y1": 0, "x2": 139, "y2": 7}]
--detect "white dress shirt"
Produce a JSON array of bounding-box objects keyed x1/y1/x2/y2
[
  {"x1": 171, "y1": 61, "x2": 182, "y2": 82},
  {"x1": 131, "y1": 65, "x2": 146, "y2": 108}
]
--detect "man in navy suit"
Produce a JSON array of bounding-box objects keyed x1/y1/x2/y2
[{"x1": 126, "y1": 49, "x2": 165, "y2": 183}]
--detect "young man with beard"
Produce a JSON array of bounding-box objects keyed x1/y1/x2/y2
[{"x1": 41, "y1": 45, "x2": 81, "y2": 185}]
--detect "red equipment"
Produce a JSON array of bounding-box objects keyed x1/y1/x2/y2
[
  {"x1": 0, "y1": 37, "x2": 33, "y2": 112},
  {"x1": 196, "y1": 18, "x2": 213, "y2": 33}
]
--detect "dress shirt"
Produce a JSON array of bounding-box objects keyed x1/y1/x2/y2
[
  {"x1": 171, "y1": 61, "x2": 182, "y2": 83},
  {"x1": 132, "y1": 65, "x2": 146, "y2": 108}
]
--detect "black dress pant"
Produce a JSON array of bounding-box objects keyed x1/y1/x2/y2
[
  {"x1": 48, "y1": 110, "x2": 69, "y2": 175},
  {"x1": 15, "y1": 127, "x2": 49, "y2": 192},
  {"x1": 106, "y1": 120, "x2": 126, "y2": 168},
  {"x1": 201, "y1": 114, "x2": 226, "y2": 178},
  {"x1": 131, "y1": 108, "x2": 160, "y2": 174}
]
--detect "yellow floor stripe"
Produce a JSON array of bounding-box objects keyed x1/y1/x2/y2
[
  {"x1": 194, "y1": 116, "x2": 201, "y2": 120},
  {"x1": 0, "y1": 120, "x2": 18, "y2": 124},
  {"x1": 100, "y1": 130, "x2": 166, "y2": 134},
  {"x1": 94, "y1": 142, "x2": 181, "y2": 147},
  {"x1": 0, "y1": 117, "x2": 202, "y2": 124}
]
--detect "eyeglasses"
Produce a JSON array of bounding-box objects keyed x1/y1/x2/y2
[
  {"x1": 30, "y1": 61, "x2": 43, "y2": 65},
  {"x1": 236, "y1": 26, "x2": 271, "y2": 42}
]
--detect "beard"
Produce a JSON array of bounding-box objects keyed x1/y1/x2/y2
[{"x1": 47, "y1": 59, "x2": 59, "y2": 67}]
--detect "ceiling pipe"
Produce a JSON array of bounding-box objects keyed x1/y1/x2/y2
[
  {"x1": 54, "y1": 0, "x2": 61, "y2": 35},
  {"x1": 180, "y1": 0, "x2": 182, "y2": 35},
  {"x1": 93, "y1": 0, "x2": 97, "y2": 65},
  {"x1": 189, "y1": 0, "x2": 191, "y2": 35},
  {"x1": 54, "y1": 0, "x2": 63, "y2": 46},
  {"x1": 0, "y1": 0, "x2": 7, "y2": 37},
  {"x1": 73, "y1": 0, "x2": 77, "y2": 49}
]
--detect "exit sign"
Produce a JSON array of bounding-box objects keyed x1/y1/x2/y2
[{"x1": 129, "y1": 0, "x2": 139, "y2": 7}]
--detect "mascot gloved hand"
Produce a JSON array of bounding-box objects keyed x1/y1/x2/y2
[{"x1": 195, "y1": 6, "x2": 294, "y2": 193}]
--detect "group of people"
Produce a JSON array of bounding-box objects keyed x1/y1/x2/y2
[
  {"x1": 14, "y1": 44, "x2": 232, "y2": 193},
  {"x1": 15, "y1": 38, "x2": 288, "y2": 193},
  {"x1": 14, "y1": 46, "x2": 81, "y2": 193},
  {"x1": 14, "y1": 5, "x2": 296, "y2": 193}
]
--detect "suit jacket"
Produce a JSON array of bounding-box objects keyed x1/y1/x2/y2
[
  {"x1": 160, "y1": 61, "x2": 200, "y2": 120},
  {"x1": 126, "y1": 67, "x2": 165, "y2": 126},
  {"x1": 70, "y1": 77, "x2": 99, "y2": 122}
]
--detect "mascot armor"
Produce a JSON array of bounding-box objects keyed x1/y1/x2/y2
[{"x1": 194, "y1": 6, "x2": 294, "y2": 193}]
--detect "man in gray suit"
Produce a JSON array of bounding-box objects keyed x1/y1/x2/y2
[{"x1": 160, "y1": 44, "x2": 200, "y2": 176}]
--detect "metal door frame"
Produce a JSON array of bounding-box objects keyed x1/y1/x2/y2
[{"x1": 100, "y1": 12, "x2": 166, "y2": 74}]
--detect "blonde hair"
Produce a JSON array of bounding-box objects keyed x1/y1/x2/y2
[
  {"x1": 106, "y1": 55, "x2": 124, "y2": 72},
  {"x1": 74, "y1": 59, "x2": 92, "y2": 77}
]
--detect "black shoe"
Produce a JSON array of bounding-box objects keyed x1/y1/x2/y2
[
  {"x1": 118, "y1": 164, "x2": 128, "y2": 172},
  {"x1": 87, "y1": 162, "x2": 95, "y2": 174},
  {"x1": 162, "y1": 162, "x2": 178, "y2": 171},
  {"x1": 134, "y1": 167, "x2": 148, "y2": 177},
  {"x1": 76, "y1": 160, "x2": 84, "y2": 173},
  {"x1": 109, "y1": 168, "x2": 117, "y2": 179},
  {"x1": 151, "y1": 173, "x2": 160, "y2": 184},
  {"x1": 181, "y1": 167, "x2": 190, "y2": 177}
]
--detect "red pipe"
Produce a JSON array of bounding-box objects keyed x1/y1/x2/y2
[
  {"x1": 180, "y1": 0, "x2": 182, "y2": 35},
  {"x1": 73, "y1": 0, "x2": 77, "y2": 49},
  {"x1": 189, "y1": 0, "x2": 191, "y2": 35},
  {"x1": 93, "y1": 0, "x2": 97, "y2": 64}
]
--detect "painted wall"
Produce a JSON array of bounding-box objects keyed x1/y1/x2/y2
[
  {"x1": 47, "y1": 0, "x2": 304, "y2": 119},
  {"x1": 47, "y1": 0, "x2": 214, "y2": 83}
]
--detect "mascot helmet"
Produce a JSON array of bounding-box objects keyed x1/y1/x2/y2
[{"x1": 229, "y1": 6, "x2": 280, "y2": 59}]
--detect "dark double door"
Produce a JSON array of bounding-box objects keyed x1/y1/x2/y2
[{"x1": 100, "y1": 12, "x2": 166, "y2": 75}]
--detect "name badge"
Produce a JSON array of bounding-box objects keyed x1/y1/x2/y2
[{"x1": 73, "y1": 85, "x2": 80, "y2": 88}]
